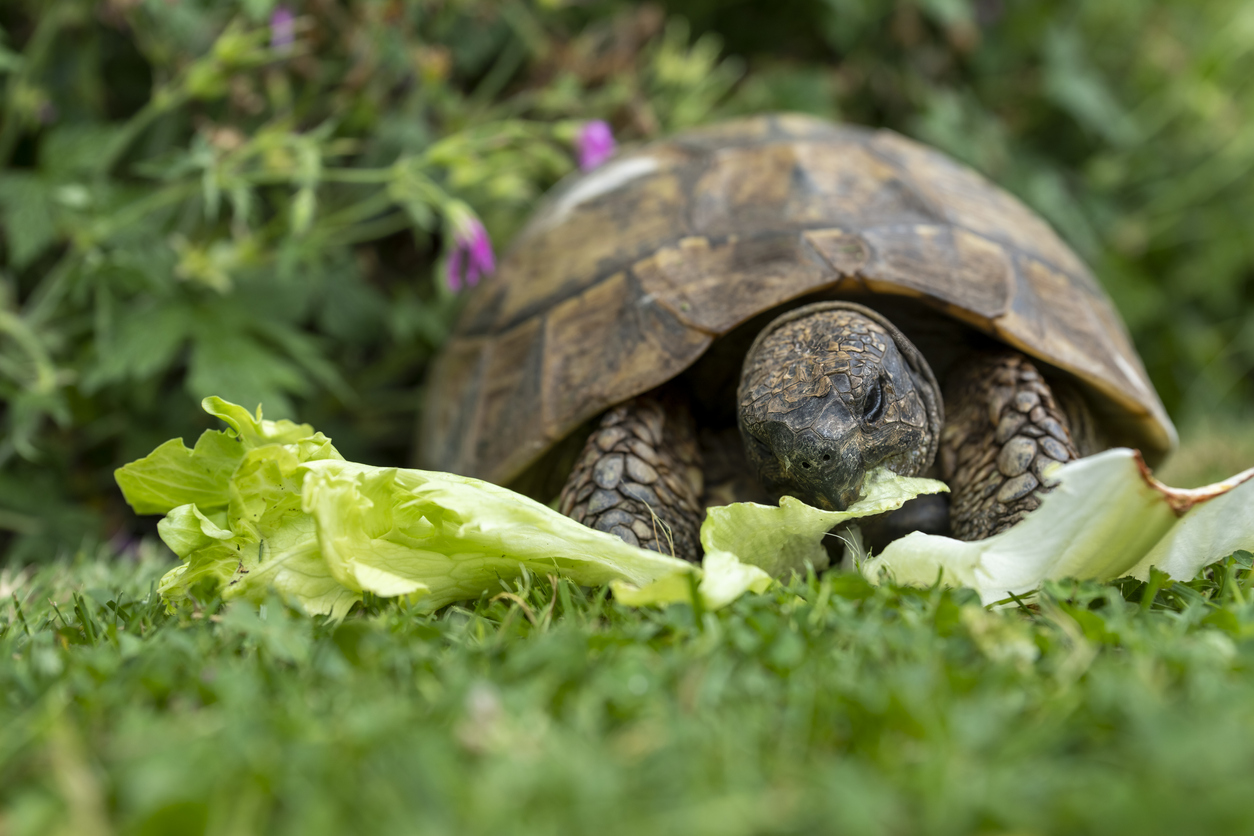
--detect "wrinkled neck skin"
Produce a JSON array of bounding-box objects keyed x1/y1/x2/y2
[{"x1": 736, "y1": 302, "x2": 943, "y2": 511}]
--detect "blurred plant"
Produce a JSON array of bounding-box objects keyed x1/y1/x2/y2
[{"x1": 0, "y1": 0, "x2": 744, "y2": 562}]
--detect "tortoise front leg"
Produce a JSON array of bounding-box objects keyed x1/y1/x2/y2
[
  {"x1": 940, "y1": 353, "x2": 1083, "y2": 540},
  {"x1": 559, "y1": 393, "x2": 705, "y2": 562}
]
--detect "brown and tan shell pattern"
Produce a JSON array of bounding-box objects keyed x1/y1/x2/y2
[{"x1": 421, "y1": 114, "x2": 1176, "y2": 487}]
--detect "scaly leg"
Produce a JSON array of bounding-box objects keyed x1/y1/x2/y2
[
  {"x1": 558, "y1": 394, "x2": 705, "y2": 562},
  {"x1": 939, "y1": 353, "x2": 1084, "y2": 540}
]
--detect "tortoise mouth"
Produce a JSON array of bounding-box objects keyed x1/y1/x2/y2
[{"x1": 747, "y1": 413, "x2": 866, "y2": 510}]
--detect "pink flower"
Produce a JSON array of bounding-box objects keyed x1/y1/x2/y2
[
  {"x1": 270, "y1": 6, "x2": 296, "y2": 51},
  {"x1": 446, "y1": 217, "x2": 495, "y2": 292},
  {"x1": 576, "y1": 120, "x2": 616, "y2": 171}
]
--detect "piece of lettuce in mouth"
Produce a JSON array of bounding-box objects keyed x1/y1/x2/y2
[
  {"x1": 115, "y1": 398, "x2": 947, "y2": 618},
  {"x1": 611, "y1": 469, "x2": 948, "y2": 607}
]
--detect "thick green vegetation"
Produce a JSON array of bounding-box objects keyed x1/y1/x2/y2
[{"x1": 3, "y1": 551, "x2": 1254, "y2": 834}]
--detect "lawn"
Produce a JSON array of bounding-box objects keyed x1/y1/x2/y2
[
  {"x1": 6, "y1": 3, "x2": 1254, "y2": 833},
  {"x1": 4, "y1": 545, "x2": 1254, "y2": 835}
]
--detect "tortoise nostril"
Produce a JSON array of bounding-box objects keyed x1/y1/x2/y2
[
  {"x1": 822, "y1": 454, "x2": 831, "y2": 462},
  {"x1": 801, "y1": 461, "x2": 811, "y2": 469}
]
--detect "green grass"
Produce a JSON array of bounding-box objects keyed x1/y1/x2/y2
[{"x1": 4, "y1": 546, "x2": 1254, "y2": 836}]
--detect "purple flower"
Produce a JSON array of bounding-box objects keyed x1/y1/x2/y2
[
  {"x1": 270, "y1": 6, "x2": 296, "y2": 51},
  {"x1": 446, "y1": 217, "x2": 495, "y2": 292},
  {"x1": 576, "y1": 120, "x2": 616, "y2": 171}
]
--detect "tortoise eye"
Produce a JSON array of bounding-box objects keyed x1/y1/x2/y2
[{"x1": 862, "y1": 376, "x2": 885, "y2": 424}]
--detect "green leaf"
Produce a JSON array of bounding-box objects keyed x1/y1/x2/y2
[
  {"x1": 611, "y1": 549, "x2": 774, "y2": 610},
  {"x1": 81, "y1": 301, "x2": 194, "y2": 392},
  {"x1": 115, "y1": 432, "x2": 245, "y2": 515},
  {"x1": 125, "y1": 397, "x2": 695, "y2": 618},
  {"x1": 701, "y1": 469, "x2": 949, "y2": 579},
  {"x1": 0, "y1": 44, "x2": 22, "y2": 74},
  {"x1": 41, "y1": 125, "x2": 131, "y2": 177},
  {"x1": 187, "y1": 327, "x2": 309, "y2": 420},
  {"x1": 1042, "y1": 28, "x2": 1139, "y2": 147},
  {"x1": 609, "y1": 467, "x2": 945, "y2": 611},
  {"x1": 290, "y1": 187, "x2": 316, "y2": 236},
  {"x1": 200, "y1": 396, "x2": 324, "y2": 450},
  {"x1": 299, "y1": 460, "x2": 696, "y2": 611},
  {"x1": 0, "y1": 173, "x2": 59, "y2": 269},
  {"x1": 114, "y1": 397, "x2": 335, "y2": 516},
  {"x1": 121, "y1": 397, "x2": 964, "y2": 617}
]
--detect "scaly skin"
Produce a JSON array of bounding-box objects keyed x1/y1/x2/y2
[
  {"x1": 939, "y1": 353, "x2": 1081, "y2": 539},
  {"x1": 558, "y1": 394, "x2": 704, "y2": 562}
]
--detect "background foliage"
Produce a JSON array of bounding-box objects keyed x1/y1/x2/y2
[{"x1": 2, "y1": 0, "x2": 1253, "y2": 561}]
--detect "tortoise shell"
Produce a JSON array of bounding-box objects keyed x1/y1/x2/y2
[{"x1": 421, "y1": 114, "x2": 1176, "y2": 487}]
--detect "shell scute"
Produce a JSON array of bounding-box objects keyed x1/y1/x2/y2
[
  {"x1": 469, "y1": 316, "x2": 549, "y2": 482},
  {"x1": 422, "y1": 335, "x2": 488, "y2": 475},
  {"x1": 867, "y1": 130, "x2": 1091, "y2": 282},
  {"x1": 691, "y1": 141, "x2": 939, "y2": 238},
  {"x1": 541, "y1": 271, "x2": 710, "y2": 454},
  {"x1": 857, "y1": 225, "x2": 1013, "y2": 321},
  {"x1": 632, "y1": 234, "x2": 837, "y2": 335},
  {"x1": 470, "y1": 158, "x2": 692, "y2": 337}
]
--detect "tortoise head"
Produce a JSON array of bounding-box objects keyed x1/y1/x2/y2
[{"x1": 737, "y1": 302, "x2": 943, "y2": 511}]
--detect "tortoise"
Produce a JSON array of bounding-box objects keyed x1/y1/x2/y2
[{"x1": 420, "y1": 114, "x2": 1176, "y2": 562}]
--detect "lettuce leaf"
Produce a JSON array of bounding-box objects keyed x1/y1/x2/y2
[
  {"x1": 114, "y1": 396, "x2": 338, "y2": 516},
  {"x1": 861, "y1": 449, "x2": 1254, "y2": 605},
  {"x1": 604, "y1": 468, "x2": 949, "y2": 609},
  {"x1": 299, "y1": 460, "x2": 698, "y2": 610},
  {"x1": 120, "y1": 398, "x2": 704, "y2": 617},
  {"x1": 610, "y1": 549, "x2": 775, "y2": 610},
  {"x1": 700, "y1": 469, "x2": 948, "y2": 578}
]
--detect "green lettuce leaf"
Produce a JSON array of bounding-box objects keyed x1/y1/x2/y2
[
  {"x1": 862, "y1": 449, "x2": 1254, "y2": 605},
  {"x1": 119, "y1": 397, "x2": 701, "y2": 618},
  {"x1": 610, "y1": 468, "x2": 948, "y2": 608},
  {"x1": 114, "y1": 433, "x2": 244, "y2": 516},
  {"x1": 701, "y1": 469, "x2": 949, "y2": 578},
  {"x1": 609, "y1": 550, "x2": 775, "y2": 610},
  {"x1": 113, "y1": 397, "x2": 337, "y2": 515},
  {"x1": 134, "y1": 396, "x2": 1254, "y2": 621},
  {"x1": 299, "y1": 460, "x2": 697, "y2": 611}
]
